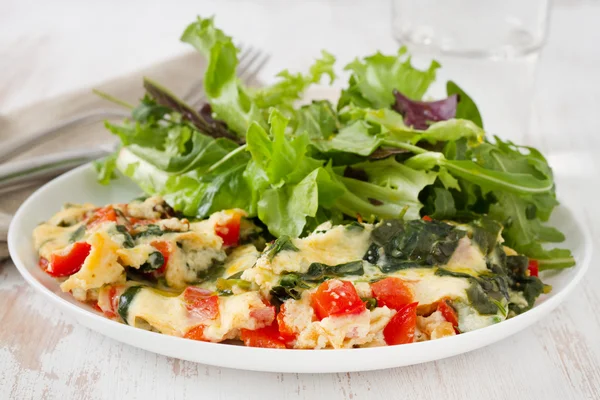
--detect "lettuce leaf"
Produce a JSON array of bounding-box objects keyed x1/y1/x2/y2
[
  {"x1": 181, "y1": 16, "x2": 266, "y2": 136},
  {"x1": 339, "y1": 47, "x2": 440, "y2": 109}
]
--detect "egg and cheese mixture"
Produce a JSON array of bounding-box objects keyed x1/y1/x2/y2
[{"x1": 33, "y1": 196, "x2": 547, "y2": 349}]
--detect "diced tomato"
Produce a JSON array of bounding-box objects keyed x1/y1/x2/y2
[
  {"x1": 214, "y1": 212, "x2": 242, "y2": 247},
  {"x1": 422, "y1": 215, "x2": 432, "y2": 222},
  {"x1": 38, "y1": 257, "x2": 49, "y2": 272},
  {"x1": 86, "y1": 206, "x2": 118, "y2": 228},
  {"x1": 250, "y1": 304, "x2": 276, "y2": 326},
  {"x1": 47, "y1": 242, "x2": 91, "y2": 277},
  {"x1": 150, "y1": 240, "x2": 171, "y2": 274},
  {"x1": 371, "y1": 277, "x2": 414, "y2": 311},
  {"x1": 311, "y1": 280, "x2": 366, "y2": 320},
  {"x1": 437, "y1": 298, "x2": 459, "y2": 333},
  {"x1": 383, "y1": 302, "x2": 418, "y2": 345},
  {"x1": 276, "y1": 304, "x2": 298, "y2": 341},
  {"x1": 528, "y1": 259, "x2": 539, "y2": 277},
  {"x1": 240, "y1": 323, "x2": 287, "y2": 349},
  {"x1": 93, "y1": 302, "x2": 103, "y2": 313},
  {"x1": 184, "y1": 325, "x2": 209, "y2": 341},
  {"x1": 183, "y1": 287, "x2": 219, "y2": 321}
]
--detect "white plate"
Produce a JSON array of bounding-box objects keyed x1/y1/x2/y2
[{"x1": 8, "y1": 163, "x2": 592, "y2": 373}]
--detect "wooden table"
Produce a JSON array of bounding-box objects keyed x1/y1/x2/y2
[{"x1": 1, "y1": 1, "x2": 599, "y2": 399}]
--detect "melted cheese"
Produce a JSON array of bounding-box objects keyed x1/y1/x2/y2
[
  {"x1": 164, "y1": 231, "x2": 226, "y2": 289},
  {"x1": 127, "y1": 288, "x2": 189, "y2": 335},
  {"x1": 60, "y1": 231, "x2": 125, "y2": 300},
  {"x1": 444, "y1": 237, "x2": 487, "y2": 274},
  {"x1": 265, "y1": 225, "x2": 372, "y2": 275},
  {"x1": 116, "y1": 244, "x2": 156, "y2": 269},
  {"x1": 202, "y1": 291, "x2": 272, "y2": 342},
  {"x1": 47, "y1": 204, "x2": 95, "y2": 226},
  {"x1": 33, "y1": 224, "x2": 77, "y2": 260},
  {"x1": 224, "y1": 245, "x2": 260, "y2": 277}
]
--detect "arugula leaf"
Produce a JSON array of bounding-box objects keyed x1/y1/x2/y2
[
  {"x1": 181, "y1": 16, "x2": 266, "y2": 135},
  {"x1": 143, "y1": 78, "x2": 240, "y2": 142},
  {"x1": 424, "y1": 187, "x2": 457, "y2": 220},
  {"x1": 447, "y1": 81, "x2": 483, "y2": 128},
  {"x1": 333, "y1": 157, "x2": 437, "y2": 221},
  {"x1": 340, "y1": 47, "x2": 440, "y2": 109}
]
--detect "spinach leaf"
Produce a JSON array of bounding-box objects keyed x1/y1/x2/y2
[
  {"x1": 132, "y1": 224, "x2": 164, "y2": 239},
  {"x1": 302, "y1": 260, "x2": 365, "y2": 282},
  {"x1": 139, "y1": 251, "x2": 165, "y2": 272},
  {"x1": 115, "y1": 225, "x2": 135, "y2": 248},
  {"x1": 366, "y1": 219, "x2": 466, "y2": 272},
  {"x1": 69, "y1": 225, "x2": 86, "y2": 243},
  {"x1": 117, "y1": 286, "x2": 143, "y2": 324},
  {"x1": 266, "y1": 236, "x2": 299, "y2": 261}
]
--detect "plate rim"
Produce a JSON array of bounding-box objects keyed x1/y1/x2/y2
[{"x1": 7, "y1": 162, "x2": 594, "y2": 373}]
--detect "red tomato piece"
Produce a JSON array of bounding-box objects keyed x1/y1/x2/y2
[
  {"x1": 437, "y1": 298, "x2": 459, "y2": 333},
  {"x1": 87, "y1": 206, "x2": 118, "y2": 228},
  {"x1": 276, "y1": 303, "x2": 298, "y2": 341},
  {"x1": 184, "y1": 325, "x2": 209, "y2": 342},
  {"x1": 311, "y1": 280, "x2": 366, "y2": 320},
  {"x1": 48, "y1": 242, "x2": 92, "y2": 277},
  {"x1": 383, "y1": 302, "x2": 418, "y2": 345},
  {"x1": 250, "y1": 304, "x2": 276, "y2": 326},
  {"x1": 240, "y1": 324, "x2": 287, "y2": 349},
  {"x1": 422, "y1": 215, "x2": 432, "y2": 222},
  {"x1": 371, "y1": 277, "x2": 414, "y2": 311},
  {"x1": 183, "y1": 287, "x2": 219, "y2": 321},
  {"x1": 38, "y1": 257, "x2": 49, "y2": 272},
  {"x1": 214, "y1": 212, "x2": 242, "y2": 247},
  {"x1": 150, "y1": 240, "x2": 171, "y2": 274},
  {"x1": 528, "y1": 259, "x2": 539, "y2": 277}
]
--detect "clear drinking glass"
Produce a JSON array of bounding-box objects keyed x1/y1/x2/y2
[{"x1": 391, "y1": 0, "x2": 550, "y2": 143}]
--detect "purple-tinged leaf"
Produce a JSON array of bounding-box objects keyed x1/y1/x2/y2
[{"x1": 392, "y1": 90, "x2": 457, "y2": 130}]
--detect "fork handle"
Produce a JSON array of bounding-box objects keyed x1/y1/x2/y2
[
  {"x1": 0, "y1": 109, "x2": 128, "y2": 164},
  {"x1": 0, "y1": 147, "x2": 112, "y2": 189}
]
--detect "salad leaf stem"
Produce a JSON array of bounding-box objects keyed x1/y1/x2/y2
[
  {"x1": 207, "y1": 144, "x2": 247, "y2": 172},
  {"x1": 92, "y1": 89, "x2": 135, "y2": 110}
]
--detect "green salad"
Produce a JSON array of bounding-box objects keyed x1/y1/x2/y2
[{"x1": 95, "y1": 16, "x2": 574, "y2": 272}]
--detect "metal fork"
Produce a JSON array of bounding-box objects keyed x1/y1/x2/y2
[
  {"x1": 0, "y1": 46, "x2": 270, "y2": 164},
  {"x1": 0, "y1": 47, "x2": 270, "y2": 192}
]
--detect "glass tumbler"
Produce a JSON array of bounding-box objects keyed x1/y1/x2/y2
[{"x1": 391, "y1": 0, "x2": 551, "y2": 143}]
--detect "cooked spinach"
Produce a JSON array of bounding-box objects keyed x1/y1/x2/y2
[
  {"x1": 362, "y1": 297, "x2": 377, "y2": 311},
  {"x1": 265, "y1": 236, "x2": 299, "y2": 261},
  {"x1": 216, "y1": 277, "x2": 252, "y2": 296},
  {"x1": 117, "y1": 286, "x2": 143, "y2": 323},
  {"x1": 133, "y1": 224, "x2": 165, "y2": 239},
  {"x1": 115, "y1": 225, "x2": 135, "y2": 248},
  {"x1": 139, "y1": 251, "x2": 165, "y2": 272},
  {"x1": 269, "y1": 260, "x2": 365, "y2": 304},
  {"x1": 69, "y1": 225, "x2": 86, "y2": 243},
  {"x1": 366, "y1": 219, "x2": 466, "y2": 272},
  {"x1": 196, "y1": 265, "x2": 225, "y2": 282},
  {"x1": 302, "y1": 261, "x2": 365, "y2": 281},
  {"x1": 469, "y1": 217, "x2": 503, "y2": 256}
]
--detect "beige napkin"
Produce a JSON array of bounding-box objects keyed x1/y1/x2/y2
[{"x1": 0, "y1": 51, "x2": 208, "y2": 215}]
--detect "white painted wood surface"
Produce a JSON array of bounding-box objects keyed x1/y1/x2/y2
[{"x1": 1, "y1": 1, "x2": 599, "y2": 399}]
